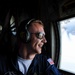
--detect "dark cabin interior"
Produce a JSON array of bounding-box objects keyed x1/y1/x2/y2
[{"x1": 0, "y1": 0, "x2": 75, "y2": 75}]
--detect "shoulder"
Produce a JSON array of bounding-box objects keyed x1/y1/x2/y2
[
  {"x1": 35, "y1": 54, "x2": 55, "y2": 66},
  {"x1": 35, "y1": 54, "x2": 50, "y2": 65},
  {"x1": 35, "y1": 54, "x2": 48, "y2": 60},
  {"x1": 35, "y1": 54, "x2": 62, "y2": 75}
]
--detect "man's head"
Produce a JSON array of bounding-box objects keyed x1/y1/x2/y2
[{"x1": 17, "y1": 18, "x2": 47, "y2": 54}]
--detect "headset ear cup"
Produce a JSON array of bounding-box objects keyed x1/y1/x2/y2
[
  {"x1": 18, "y1": 18, "x2": 35, "y2": 43},
  {"x1": 25, "y1": 29, "x2": 31, "y2": 42},
  {"x1": 19, "y1": 30, "x2": 30, "y2": 43}
]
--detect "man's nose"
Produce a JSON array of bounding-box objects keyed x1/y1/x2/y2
[
  {"x1": 44, "y1": 38, "x2": 47, "y2": 43},
  {"x1": 42, "y1": 37, "x2": 47, "y2": 43}
]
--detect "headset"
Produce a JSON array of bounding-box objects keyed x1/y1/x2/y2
[{"x1": 18, "y1": 18, "x2": 35, "y2": 43}]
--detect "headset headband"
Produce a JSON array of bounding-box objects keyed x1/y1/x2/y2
[{"x1": 25, "y1": 18, "x2": 35, "y2": 29}]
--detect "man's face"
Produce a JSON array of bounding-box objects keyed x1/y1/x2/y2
[{"x1": 28, "y1": 23, "x2": 47, "y2": 54}]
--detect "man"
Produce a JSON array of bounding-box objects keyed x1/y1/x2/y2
[{"x1": 0, "y1": 18, "x2": 61, "y2": 75}]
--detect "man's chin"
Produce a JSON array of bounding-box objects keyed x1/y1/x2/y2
[{"x1": 37, "y1": 49, "x2": 42, "y2": 54}]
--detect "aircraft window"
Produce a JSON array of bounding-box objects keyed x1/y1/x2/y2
[
  {"x1": 10, "y1": 16, "x2": 16, "y2": 36},
  {"x1": 57, "y1": 16, "x2": 75, "y2": 74}
]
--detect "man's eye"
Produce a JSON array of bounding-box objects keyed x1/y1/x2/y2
[
  {"x1": 39, "y1": 34, "x2": 43, "y2": 39},
  {"x1": 31, "y1": 32, "x2": 45, "y2": 39}
]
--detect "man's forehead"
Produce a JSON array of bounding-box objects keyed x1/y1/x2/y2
[{"x1": 29, "y1": 23, "x2": 44, "y2": 33}]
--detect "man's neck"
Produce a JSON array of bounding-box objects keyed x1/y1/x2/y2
[{"x1": 19, "y1": 48, "x2": 36, "y2": 60}]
